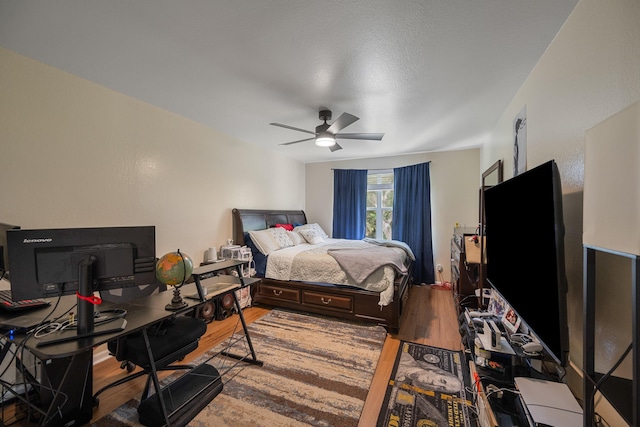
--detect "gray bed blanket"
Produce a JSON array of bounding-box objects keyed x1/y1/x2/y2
[
  {"x1": 363, "y1": 238, "x2": 416, "y2": 261},
  {"x1": 327, "y1": 244, "x2": 408, "y2": 285}
]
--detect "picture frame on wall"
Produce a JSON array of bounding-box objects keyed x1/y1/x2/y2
[{"x1": 513, "y1": 106, "x2": 527, "y2": 176}]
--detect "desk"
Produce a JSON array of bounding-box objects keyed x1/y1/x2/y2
[
  {"x1": 1, "y1": 287, "x2": 197, "y2": 426},
  {"x1": 0, "y1": 269, "x2": 260, "y2": 427}
]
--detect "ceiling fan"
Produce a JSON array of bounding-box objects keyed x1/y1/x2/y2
[{"x1": 270, "y1": 109, "x2": 384, "y2": 152}]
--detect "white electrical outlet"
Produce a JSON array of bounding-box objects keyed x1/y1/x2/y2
[{"x1": 436, "y1": 263, "x2": 443, "y2": 272}]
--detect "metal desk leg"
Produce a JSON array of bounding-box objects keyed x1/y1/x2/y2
[
  {"x1": 220, "y1": 288, "x2": 263, "y2": 367},
  {"x1": 142, "y1": 328, "x2": 171, "y2": 427}
]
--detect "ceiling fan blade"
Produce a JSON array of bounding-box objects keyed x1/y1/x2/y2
[
  {"x1": 329, "y1": 142, "x2": 343, "y2": 152},
  {"x1": 335, "y1": 132, "x2": 384, "y2": 141},
  {"x1": 270, "y1": 122, "x2": 317, "y2": 135},
  {"x1": 327, "y1": 113, "x2": 359, "y2": 134},
  {"x1": 279, "y1": 137, "x2": 315, "y2": 146}
]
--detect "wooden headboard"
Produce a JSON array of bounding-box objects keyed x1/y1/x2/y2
[{"x1": 232, "y1": 208, "x2": 307, "y2": 245}]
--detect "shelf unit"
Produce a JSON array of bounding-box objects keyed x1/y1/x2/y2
[
  {"x1": 450, "y1": 226, "x2": 481, "y2": 311},
  {"x1": 191, "y1": 259, "x2": 263, "y2": 366}
]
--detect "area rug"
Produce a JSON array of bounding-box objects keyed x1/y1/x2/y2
[
  {"x1": 92, "y1": 308, "x2": 387, "y2": 427},
  {"x1": 376, "y1": 341, "x2": 473, "y2": 427}
]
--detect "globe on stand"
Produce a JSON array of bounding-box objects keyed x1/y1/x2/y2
[{"x1": 156, "y1": 249, "x2": 194, "y2": 311}]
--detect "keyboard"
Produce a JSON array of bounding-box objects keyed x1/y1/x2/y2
[{"x1": 0, "y1": 289, "x2": 50, "y2": 312}]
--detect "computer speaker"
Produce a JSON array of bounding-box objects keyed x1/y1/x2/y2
[
  {"x1": 215, "y1": 293, "x2": 234, "y2": 320},
  {"x1": 196, "y1": 301, "x2": 215, "y2": 323}
]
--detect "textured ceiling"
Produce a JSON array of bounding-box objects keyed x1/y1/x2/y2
[{"x1": 0, "y1": 1, "x2": 578, "y2": 163}]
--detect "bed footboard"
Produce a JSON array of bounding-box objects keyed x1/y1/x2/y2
[{"x1": 252, "y1": 270, "x2": 411, "y2": 334}]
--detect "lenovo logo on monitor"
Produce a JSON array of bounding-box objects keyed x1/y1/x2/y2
[{"x1": 22, "y1": 238, "x2": 53, "y2": 244}]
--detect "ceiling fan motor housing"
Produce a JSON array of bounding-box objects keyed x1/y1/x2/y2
[{"x1": 319, "y1": 109, "x2": 332, "y2": 122}]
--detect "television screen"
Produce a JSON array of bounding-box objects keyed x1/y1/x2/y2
[{"x1": 484, "y1": 160, "x2": 569, "y2": 366}]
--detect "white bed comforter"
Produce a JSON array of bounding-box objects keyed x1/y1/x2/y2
[{"x1": 265, "y1": 238, "x2": 410, "y2": 307}]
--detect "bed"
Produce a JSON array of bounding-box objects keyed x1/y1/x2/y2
[{"x1": 232, "y1": 208, "x2": 413, "y2": 333}]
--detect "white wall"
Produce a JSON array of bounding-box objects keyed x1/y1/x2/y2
[
  {"x1": 481, "y1": 0, "x2": 640, "y2": 423},
  {"x1": 0, "y1": 48, "x2": 306, "y2": 263},
  {"x1": 305, "y1": 149, "x2": 481, "y2": 284}
]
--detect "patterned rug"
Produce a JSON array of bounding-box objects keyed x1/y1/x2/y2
[
  {"x1": 376, "y1": 341, "x2": 473, "y2": 427},
  {"x1": 92, "y1": 309, "x2": 387, "y2": 427}
]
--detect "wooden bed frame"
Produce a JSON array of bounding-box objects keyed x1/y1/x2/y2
[{"x1": 232, "y1": 208, "x2": 412, "y2": 333}]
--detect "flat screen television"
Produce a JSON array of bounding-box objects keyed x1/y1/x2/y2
[{"x1": 484, "y1": 160, "x2": 569, "y2": 367}]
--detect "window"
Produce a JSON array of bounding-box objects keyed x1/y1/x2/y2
[{"x1": 366, "y1": 170, "x2": 394, "y2": 239}]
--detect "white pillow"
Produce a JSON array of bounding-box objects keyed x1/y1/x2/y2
[
  {"x1": 270, "y1": 226, "x2": 295, "y2": 249},
  {"x1": 287, "y1": 230, "x2": 305, "y2": 245},
  {"x1": 248, "y1": 228, "x2": 294, "y2": 255},
  {"x1": 294, "y1": 223, "x2": 329, "y2": 239},
  {"x1": 295, "y1": 225, "x2": 326, "y2": 245}
]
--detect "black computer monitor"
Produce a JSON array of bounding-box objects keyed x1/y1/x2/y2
[
  {"x1": 0, "y1": 223, "x2": 20, "y2": 278},
  {"x1": 7, "y1": 226, "x2": 156, "y2": 334}
]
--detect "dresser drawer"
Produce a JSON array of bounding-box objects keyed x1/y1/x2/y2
[
  {"x1": 257, "y1": 284, "x2": 300, "y2": 303},
  {"x1": 302, "y1": 290, "x2": 353, "y2": 312}
]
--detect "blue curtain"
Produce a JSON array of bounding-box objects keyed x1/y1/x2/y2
[
  {"x1": 332, "y1": 169, "x2": 367, "y2": 239},
  {"x1": 393, "y1": 162, "x2": 435, "y2": 285}
]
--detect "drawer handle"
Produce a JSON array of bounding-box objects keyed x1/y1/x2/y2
[
  {"x1": 320, "y1": 297, "x2": 332, "y2": 304},
  {"x1": 272, "y1": 289, "x2": 283, "y2": 296}
]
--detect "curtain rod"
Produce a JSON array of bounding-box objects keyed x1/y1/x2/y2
[
  {"x1": 330, "y1": 167, "x2": 390, "y2": 171},
  {"x1": 331, "y1": 161, "x2": 431, "y2": 171}
]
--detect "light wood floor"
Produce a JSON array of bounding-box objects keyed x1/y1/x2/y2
[
  {"x1": 358, "y1": 284, "x2": 463, "y2": 426},
  {"x1": 9, "y1": 285, "x2": 462, "y2": 425}
]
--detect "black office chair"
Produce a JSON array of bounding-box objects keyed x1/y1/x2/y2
[{"x1": 93, "y1": 282, "x2": 208, "y2": 405}]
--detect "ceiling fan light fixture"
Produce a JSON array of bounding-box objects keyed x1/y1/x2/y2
[
  {"x1": 271, "y1": 110, "x2": 381, "y2": 152},
  {"x1": 315, "y1": 132, "x2": 336, "y2": 147}
]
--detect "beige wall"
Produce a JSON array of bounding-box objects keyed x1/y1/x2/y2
[
  {"x1": 481, "y1": 0, "x2": 640, "y2": 422},
  {"x1": 305, "y1": 149, "x2": 481, "y2": 284},
  {"x1": 0, "y1": 47, "x2": 306, "y2": 263}
]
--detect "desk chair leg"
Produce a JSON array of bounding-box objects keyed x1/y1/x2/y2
[
  {"x1": 220, "y1": 290, "x2": 263, "y2": 366},
  {"x1": 142, "y1": 328, "x2": 172, "y2": 427}
]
